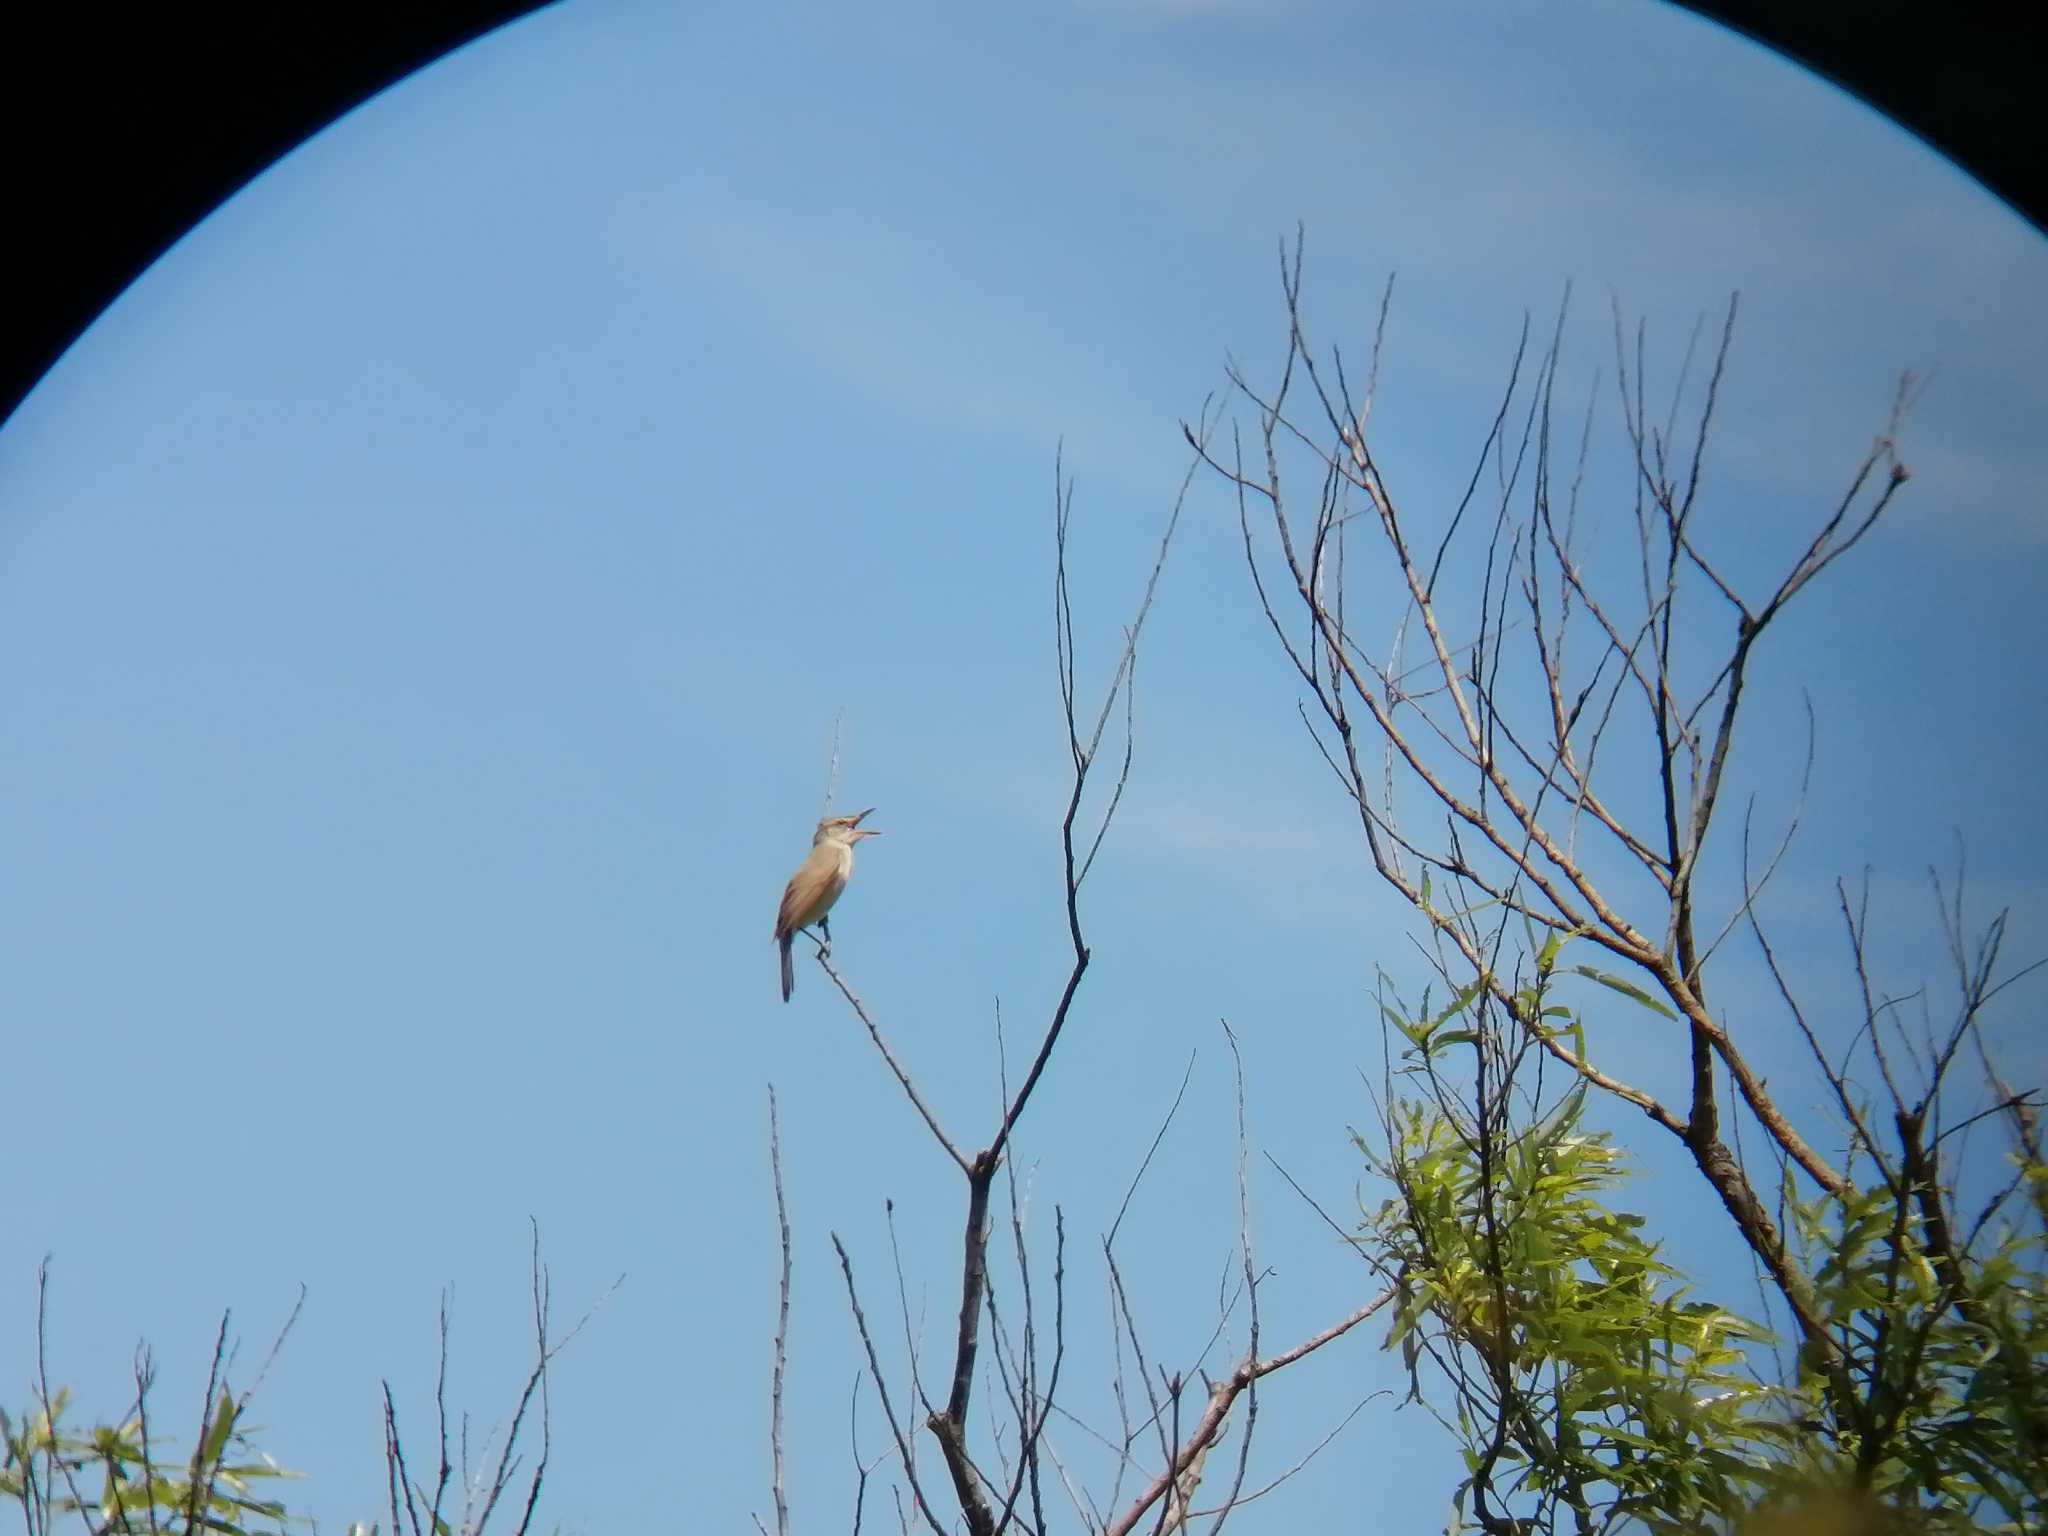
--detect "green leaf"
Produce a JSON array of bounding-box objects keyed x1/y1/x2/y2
[
  {"x1": 1567, "y1": 966, "x2": 1678, "y2": 1019},
  {"x1": 1530, "y1": 1082, "x2": 1589, "y2": 1146},
  {"x1": 200, "y1": 1389, "x2": 239, "y2": 1468},
  {"x1": 1425, "y1": 977, "x2": 1488, "y2": 1031}
]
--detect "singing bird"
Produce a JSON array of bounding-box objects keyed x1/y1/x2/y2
[{"x1": 773, "y1": 807, "x2": 880, "y2": 1001}]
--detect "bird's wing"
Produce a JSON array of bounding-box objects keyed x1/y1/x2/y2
[{"x1": 775, "y1": 842, "x2": 843, "y2": 939}]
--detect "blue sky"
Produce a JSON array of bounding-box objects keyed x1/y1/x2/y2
[{"x1": 3, "y1": 1, "x2": 2043, "y2": 1531}]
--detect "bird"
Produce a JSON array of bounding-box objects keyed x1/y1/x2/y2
[{"x1": 773, "y1": 807, "x2": 880, "y2": 1001}]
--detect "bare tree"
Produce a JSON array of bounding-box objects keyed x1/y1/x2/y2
[
  {"x1": 769, "y1": 441, "x2": 1395, "y2": 1535},
  {"x1": 1184, "y1": 232, "x2": 2044, "y2": 1531},
  {"x1": 376, "y1": 1225, "x2": 621, "y2": 1536},
  {"x1": 761, "y1": 230, "x2": 2040, "y2": 1535}
]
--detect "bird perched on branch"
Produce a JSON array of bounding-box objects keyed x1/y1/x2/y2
[{"x1": 773, "y1": 807, "x2": 880, "y2": 1002}]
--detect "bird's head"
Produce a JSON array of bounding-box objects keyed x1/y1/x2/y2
[{"x1": 815, "y1": 806, "x2": 881, "y2": 844}]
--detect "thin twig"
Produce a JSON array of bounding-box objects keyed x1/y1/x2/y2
[
  {"x1": 768, "y1": 1087, "x2": 793, "y2": 1536},
  {"x1": 818, "y1": 951, "x2": 971, "y2": 1174},
  {"x1": 1107, "y1": 1052, "x2": 1199, "y2": 1249},
  {"x1": 1102, "y1": 1291, "x2": 1397, "y2": 1536},
  {"x1": 834, "y1": 1235, "x2": 949, "y2": 1536}
]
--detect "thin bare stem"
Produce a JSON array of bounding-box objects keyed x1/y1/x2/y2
[
  {"x1": 768, "y1": 1087, "x2": 793, "y2": 1536},
  {"x1": 818, "y1": 950, "x2": 971, "y2": 1174},
  {"x1": 1102, "y1": 1291, "x2": 1396, "y2": 1536},
  {"x1": 834, "y1": 1235, "x2": 950, "y2": 1536}
]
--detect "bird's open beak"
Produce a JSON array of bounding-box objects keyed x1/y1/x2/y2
[{"x1": 851, "y1": 806, "x2": 879, "y2": 837}]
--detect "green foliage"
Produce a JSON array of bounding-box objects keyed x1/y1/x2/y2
[
  {"x1": 7, "y1": 1239, "x2": 581, "y2": 1536},
  {"x1": 1366, "y1": 971, "x2": 2048, "y2": 1535},
  {"x1": 1368, "y1": 1059, "x2": 1785, "y2": 1532},
  {"x1": 1775, "y1": 1158, "x2": 2048, "y2": 1529},
  {"x1": 1, "y1": 1385, "x2": 297, "y2": 1536}
]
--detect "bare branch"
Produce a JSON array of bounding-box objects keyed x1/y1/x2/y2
[
  {"x1": 768, "y1": 1087, "x2": 793, "y2": 1536},
  {"x1": 1102, "y1": 1290, "x2": 1396, "y2": 1536},
  {"x1": 834, "y1": 1234, "x2": 950, "y2": 1536},
  {"x1": 1107, "y1": 1052, "x2": 1199, "y2": 1251},
  {"x1": 824, "y1": 708, "x2": 846, "y2": 818},
  {"x1": 818, "y1": 949, "x2": 972, "y2": 1175},
  {"x1": 1188, "y1": 1393, "x2": 1378, "y2": 1520},
  {"x1": 1203, "y1": 1021, "x2": 1262, "y2": 1536}
]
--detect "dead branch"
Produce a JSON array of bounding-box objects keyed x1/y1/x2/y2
[
  {"x1": 833, "y1": 1234, "x2": 949, "y2": 1536},
  {"x1": 1191, "y1": 237, "x2": 1921, "y2": 1378},
  {"x1": 378, "y1": 1226, "x2": 619, "y2": 1536},
  {"x1": 769, "y1": 1087, "x2": 793, "y2": 1536},
  {"x1": 1101, "y1": 1289, "x2": 1396, "y2": 1536}
]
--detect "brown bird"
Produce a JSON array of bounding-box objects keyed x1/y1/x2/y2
[{"x1": 773, "y1": 807, "x2": 880, "y2": 1001}]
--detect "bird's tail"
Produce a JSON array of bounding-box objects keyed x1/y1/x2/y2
[{"x1": 779, "y1": 933, "x2": 795, "y2": 1002}]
